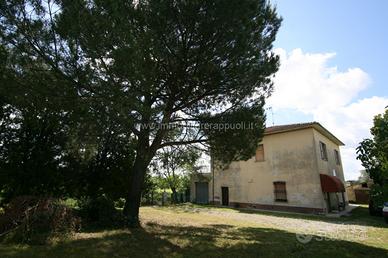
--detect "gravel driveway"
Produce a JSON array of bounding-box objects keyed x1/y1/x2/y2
[{"x1": 178, "y1": 206, "x2": 371, "y2": 242}]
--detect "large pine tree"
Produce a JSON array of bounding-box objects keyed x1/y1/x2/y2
[{"x1": 0, "y1": 0, "x2": 281, "y2": 226}]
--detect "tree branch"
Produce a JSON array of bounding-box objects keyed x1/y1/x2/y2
[{"x1": 160, "y1": 138, "x2": 208, "y2": 148}]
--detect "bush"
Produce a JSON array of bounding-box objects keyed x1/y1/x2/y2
[
  {"x1": 0, "y1": 196, "x2": 80, "y2": 244},
  {"x1": 368, "y1": 185, "x2": 388, "y2": 216},
  {"x1": 78, "y1": 196, "x2": 124, "y2": 228}
]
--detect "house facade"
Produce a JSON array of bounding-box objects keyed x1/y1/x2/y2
[{"x1": 191, "y1": 122, "x2": 348, "y2": 214}]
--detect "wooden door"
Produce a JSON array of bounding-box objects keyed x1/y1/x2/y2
[{"x1": 221, "y1": 187, "x2": 229, "y2": 206}]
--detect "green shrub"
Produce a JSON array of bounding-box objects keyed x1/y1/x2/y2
[{"x1": 78, "y1": 196, "x2": 124, "y2": 228}]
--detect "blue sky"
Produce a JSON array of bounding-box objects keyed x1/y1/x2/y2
[
  {"x1": 274, "y1": 0, "x2": 388, "y2": 97},
  {"x1": 268, "y1": 0, "x2": 388, "y2": 180}
]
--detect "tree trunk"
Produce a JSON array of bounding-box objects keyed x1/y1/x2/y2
[
  {"x1": 123, "y1": 157, "x2": 147, "y2": 227},
  {"x1": 171, "y1": 187, "x2": 178, "y2": 204},
  {"x1": 123, "y1": 106, "x2": 171, "y2": 227}
]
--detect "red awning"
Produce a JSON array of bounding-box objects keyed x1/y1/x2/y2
[{"x1": 320, "y1": 174, "x2": 345, "y2": 193}]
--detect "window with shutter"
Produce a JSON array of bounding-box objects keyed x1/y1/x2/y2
[
  {"x1": 273, "y1": 181, "x2": 287, "y2": 202},
  {"x1": 334, "y1": 150, "x2": 341, "y2": 165},
  {"x1": 319, "y1": 141, "x2": 328, "y2": 161}
]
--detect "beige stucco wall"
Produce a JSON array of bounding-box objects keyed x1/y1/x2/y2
[
  {"x1": 211, "y1": 128, "x2": 328, "y2": 210},
  {"x1": 312, "y1": 130, "x2": 344, "y2": 180},
  {"x1": 312, "y1": 129, "x2": 348, "y2": 208}
]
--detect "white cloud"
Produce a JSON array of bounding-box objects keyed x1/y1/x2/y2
[
  {"x1": 340, "y1": 147, "x2": 363, "y2": 180},
  {"x1": 314, "y1": 96, "x2": 388, "y2": 146},
  {"x1": 268, "y1": 48, "x2": 388, "y2": 180},
  {"x1": 269, "y1": 48, "x2": 371, "y2": 112}
]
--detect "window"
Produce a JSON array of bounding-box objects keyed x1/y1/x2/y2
[
  {"x1": 255, "y1": 144, "x2": 264, "y2": 162},
  {"x1": 334, "y1": 150, "x2": 341, "y2": 165},
  {"x1": 273, "y1": 181, "x2": 287, "y2": 202},
  {"x1": 319, "y1": 141, "x2": 328, "y2": 161}
]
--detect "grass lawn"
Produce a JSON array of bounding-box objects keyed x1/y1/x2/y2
[{"x1": 0, "y1": 204, "x2": 387, "y2": 258}]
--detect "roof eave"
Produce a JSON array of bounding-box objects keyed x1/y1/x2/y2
[
  {"x1": 311, "y1": 123, "x2": 345, "y2": 146},
  {"x1": 264, "y1": 122, "x2": 345, "y2": 146}
]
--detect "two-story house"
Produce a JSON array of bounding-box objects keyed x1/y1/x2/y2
[{"x1": 191, "y1": 122, "x2": 347, "y2": 214}]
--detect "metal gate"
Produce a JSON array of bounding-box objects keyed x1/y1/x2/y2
[{"x1": 195, "y1": 182, "x2": 209, "y2": 204}]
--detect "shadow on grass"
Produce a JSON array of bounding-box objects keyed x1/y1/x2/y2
[
  {"x1": 0, "y1": 221, "x2": 387, "y2": 258},
  {"x1": 164, "y1": 204, "x2": 388, "y2": 229}
]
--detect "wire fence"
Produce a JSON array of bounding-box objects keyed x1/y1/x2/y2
[{"x1": 141, "y1": 189, "x2": 191, "y2": 205}]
